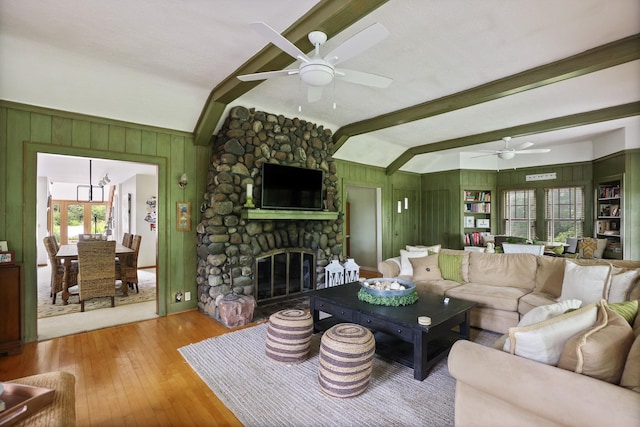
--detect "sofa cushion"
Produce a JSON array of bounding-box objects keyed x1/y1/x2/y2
[
  {"x1": 558, "y1": 300, "x2": 635, "y2": 384},
  {"x1": 620, "y1": 334, "x2": 640, "y2": 392},
  {"x1": 399, "y1": 249, "x2": 430, "y2": 276},
  {"x1": 503, "y1": 303, "x2": 598, "y2": 365},
  {"x1": 439, "y1": 249, "x2": 469, "y2": 282},
  {"x1": 414, "y1": 279, "x2": 462, "y2": 296},
  {"x1": 559, "y1": 261, "x2": 611, "y2": 305},
  {"x1": 468, "y1": 252, "x2": 537, "y2": 290},
  {"x1": 534, "y1": 256, "x2": 566, "y2": 297},
  {"x1": 608, "y1": 268, "x2": 640, "y2": 303},
  {"x1": 409, "y1": 254, "x2": 442, "y2": 281},
  {"x1": 406, "y1": 244, "x2": 441, "y2": 253},
  {"x1": 445, "y1": 283, "x2": 529, "y2": 312},
  {"x1": 518, "y1": 292, "x2": 558, "y2": 316}
]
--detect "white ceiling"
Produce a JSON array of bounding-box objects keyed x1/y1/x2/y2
[{"x1": 2, "y1": 0, "x2": 639, "y2": 175}]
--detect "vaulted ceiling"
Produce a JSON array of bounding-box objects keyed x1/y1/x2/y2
[{"x1": 2, "y1": 0, "x2": 639, "y2": 175}]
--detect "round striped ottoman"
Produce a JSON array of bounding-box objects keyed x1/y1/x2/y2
[
  {"x1": 265, "y1": 309, "x2": 313, "y2": 364},
  {"x1": 318, "y1": 323, "x2": 376, "y2": 398}
]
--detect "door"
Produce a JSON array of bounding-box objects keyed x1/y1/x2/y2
[{"x1": 51, "y1": 201, "x2": 108, "y2": 244}]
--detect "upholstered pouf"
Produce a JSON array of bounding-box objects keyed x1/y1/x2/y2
[
  {"x1": 265, "y1": 309, "x2": 314, "y2": 364},
  {"x1": 318, "y1": 323, "x2": 376, "y2": 398}
]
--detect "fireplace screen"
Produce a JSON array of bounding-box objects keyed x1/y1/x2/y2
[{"x1": 255, "y1": 249, "x2": 315, "y2": 301}]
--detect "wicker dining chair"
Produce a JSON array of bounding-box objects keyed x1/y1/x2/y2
[
  {"x1": 43, "y1": 236, "x2": 78, "y2": 304},
  {"x1": 76, "y1": 240, "x2": 117, "y2": 311},
  {"x1": 121, "y1": 234, "x2": 142, "y2": 293},
  {"x1": 122, "y1": 232, "x2": 133, "y2": 248}
]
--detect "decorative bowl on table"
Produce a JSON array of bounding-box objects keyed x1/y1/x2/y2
[{"x1": 360, "y1": 278, "x2": 416, "y2": 297}]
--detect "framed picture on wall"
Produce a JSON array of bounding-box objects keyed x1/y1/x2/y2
[
  {"x1": 177, "y1": 202, "x2": 191, "y2": 232},
  {"x1": 0, "y1": 251, "x2": 15, "y2": 265}
]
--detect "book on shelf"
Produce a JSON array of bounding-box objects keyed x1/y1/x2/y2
[{"x1": 599, "y1": 185, "x2": 620, "y2": 199}]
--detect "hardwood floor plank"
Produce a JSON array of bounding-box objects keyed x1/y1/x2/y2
[{"x1": 0, "y1": 310, "x2": 243, "y2": 426}]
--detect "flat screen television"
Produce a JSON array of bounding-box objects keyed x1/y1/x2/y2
[{"x1": 261, "y1": 163, "x2": 324, "y2": 210}]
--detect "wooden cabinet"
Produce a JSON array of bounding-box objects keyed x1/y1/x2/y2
[
  {"x1": 463, "y1": 190, "x2": 492, "y2": 246},
  {"x1": 0, "y1": 263, "x2": 22, "y2": 355},
  {"x1": 595, "y1": 175, "x2": 623, "y2": 259}
]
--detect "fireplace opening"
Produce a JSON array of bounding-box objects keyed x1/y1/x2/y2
[{"x1": 255, "y1": 249, "x2": 316, "y2": 302}]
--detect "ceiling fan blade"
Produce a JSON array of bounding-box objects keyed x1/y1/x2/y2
[
  {"x1": 335, "y1": 68, "x2": 392, "y2": 88},
  {"x1": 250, "y1": 22, "x2": 310, "y2": 62},
  {"x1": 237, "y1": 69, "x2": 299, "y2": 82},
  {"x1": 308, "y1": 86, "x2": 323, "y2": 103},
  {"x1": 514, "y1": 141, "x2": 534, "y2": 150},
  {"x1": 470, "y1": 153, "x2": 498, "y2": 159},
  {"x1": 324, "y1": 22, "x2": 389, "y2": 66},
  {"x1": 514, "y1": 149, "x2": 551, "y2": 154}
]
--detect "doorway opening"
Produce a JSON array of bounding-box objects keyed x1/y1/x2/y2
[
  {"x1": 345, "y1": 185, "x2": 382, "y2": 271},
  {"x1": 36, "y1": 153, "x2": 159, "y2": 339}
]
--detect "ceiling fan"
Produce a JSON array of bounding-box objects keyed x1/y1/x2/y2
[
  {"x1": 472, "y1": 137, "x2": 551, "y2": 160},
  {"x1": 237, "y1": 22, "x2": 393, "y2": 103}
]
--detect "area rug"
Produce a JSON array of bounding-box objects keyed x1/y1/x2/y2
[
  {"x1": 37, "y1": 266, "x2": 156, "y2": 318},
  {"x1": 179, "y1": 323, "x2": 499, "y2": 427}
]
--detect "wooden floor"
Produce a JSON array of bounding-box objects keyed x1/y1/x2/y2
[{"x1": 0, "y1": 310, "x2": 247, "y2": 426}]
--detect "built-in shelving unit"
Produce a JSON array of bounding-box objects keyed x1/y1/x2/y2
[
  {"x1": 595, "y1": 175, "x2": 623, "y2": 259},
  {"x1": 462, "y1": 190, "x2": 491, "y2": 246},
  {"x1": 242, "y1": 209, "x2": 339, "y2": 221}
]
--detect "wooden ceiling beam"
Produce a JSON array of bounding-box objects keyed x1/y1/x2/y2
[
  {"x1": 333, "y1": 33, "x2": 640, "y2": 149},
  {"x1": 385, "y1": 102, "x2": 640, "y2": 175},
  {"x1": 193, "y1": 0, "x2": 389, "y2": 146}
]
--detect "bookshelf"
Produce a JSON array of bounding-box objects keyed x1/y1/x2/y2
[
  {"x1": 463, "y1": 190, "x2": 491, "y2": 246},
  {"x1": 595, "y1": 175, "x2": 623, "y2": 259}
]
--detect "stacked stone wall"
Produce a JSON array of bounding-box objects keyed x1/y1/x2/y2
[{"x1": 195, "y1": 106, "x2": 343, "y2": 318}]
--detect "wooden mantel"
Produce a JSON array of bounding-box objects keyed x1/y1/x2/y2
[{"x1": 241, "y1": 209, "x2": 339, "y2": 221}]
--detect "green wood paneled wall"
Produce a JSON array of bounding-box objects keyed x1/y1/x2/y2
[
  {"x1": 0, "y1": 101, "x2": 206, "y2": 343},
  {"x1": 335, "y1": 160, "x2": 421, "y2": 260}
]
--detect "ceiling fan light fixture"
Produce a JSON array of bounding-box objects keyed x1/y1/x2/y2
[
  {"x1": 498, "y1": 151, "x2": 516, "y2": 160},
  {"x1": 299, "y1": 62, "x2": 334, "y2": 87}
]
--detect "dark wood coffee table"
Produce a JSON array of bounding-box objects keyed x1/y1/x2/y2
[{"x1": 307, "y1": 282, "x2": 476, "y2": 381}]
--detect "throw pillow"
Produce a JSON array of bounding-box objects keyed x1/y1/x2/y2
[
  {"x1": 559, "y1": 261, "x2": 611, "y2": 305},
  {"x1": 503, "y1": 303, "x2": 598, "y2": 365},
  {"x1": 608, "y1": 300, "x2": 639, "y2": 325},
  {"x1": 593, "y1": 238, "x2": 608, "y2": 259},
  {"x1": 579, "y1": 238, "x2": 597, "y2": 258},
  {"x1": 399, "y1": 249, "x2": 430, "y2": 277},
  {"x1": 406, "y1": 244, "x2": 441, "y2": 253},
  {"x1": 515, "y1": 299, "x2": 583, "y2": 328},
  {"x1": 438, "y1": 253, "x2": 464, "y2": 284},
  {"x1": 607, "y1": 268, "x2": 640, "y2": 303},
  {"x1": 409, "y1": 254, "x2": 443, "y2": 281},
  {"x1": 565, "y1": 237, "x2": 579, "y2": 254},
  {"x1": 558, "y1": 300, "x2": 635, "y2": 384},
  {"x1": 620, "y1": 335, "x2": 640, "y2": 392},
  {"x1": 439, "y1": 249, "x2": 470, "y2": 282}
]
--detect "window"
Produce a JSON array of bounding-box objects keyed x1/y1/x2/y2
[
  {"x1": 545, "y1": 186, "x2": 584, "y2": 242},
  {"x1": 503, "y1": 189, "x2": 536, "y2": 239}
]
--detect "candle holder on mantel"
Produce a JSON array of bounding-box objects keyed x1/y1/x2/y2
[{"x1": 244, "y1": 183, "x2": 255, "y2": 208}]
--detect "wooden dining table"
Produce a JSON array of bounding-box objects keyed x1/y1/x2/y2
[{"x1": 56, "y1": 243, "x2": 135, "y2": 304}]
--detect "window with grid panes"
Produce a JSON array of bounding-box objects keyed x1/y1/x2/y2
[
  {"x1": 545, "y1": 186, "x2": 584, "y2": 242},
  {"x1": 503, "y1": 189, "x2": 536, "y2": 239}
]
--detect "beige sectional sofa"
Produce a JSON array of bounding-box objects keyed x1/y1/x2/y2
[
  {"x1": 379, "y1": 249, "x2": 640, "y2": 426},
  {"x1": 377, "y1": 249, "x2": 640, "y2": 333}
]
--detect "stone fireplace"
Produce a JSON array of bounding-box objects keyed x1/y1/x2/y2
[{"x1": 195, "y1": 106, "x2": 343, "y2": 319}]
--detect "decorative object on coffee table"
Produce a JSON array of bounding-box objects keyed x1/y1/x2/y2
[
  {"x1": 318, "y1": 323, "x2": 375, "y2": 398},
  {"x1": 266, "y1": 309, "x2": 313, "y2": 364},
  {"x1": 358, "y1": 277, "x2": 418, "y2": 306}
]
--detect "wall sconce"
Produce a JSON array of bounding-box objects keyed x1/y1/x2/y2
[
  {"x1": 178, "y1": 173, "x2": 188, "y2": 189},
  {"x1": 397, "y1": 201, "x2": 402, "y2": 213},
  {"x1": 404, "y1": 197, "x2": 409, "y2": 210}
]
